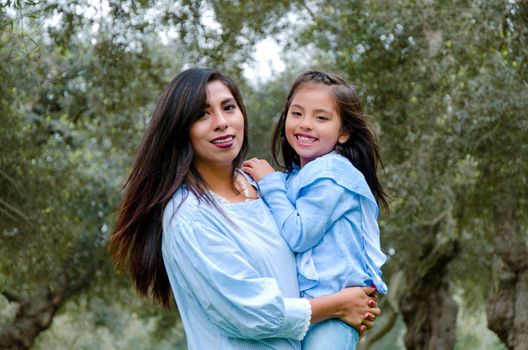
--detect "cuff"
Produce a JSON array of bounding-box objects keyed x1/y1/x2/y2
[
  {"x1": 258, "y1": 171, "x2": 286, "y2": 196},
  {"x1": 277, "y1": 297, "x2": 312, "y2": 341}
]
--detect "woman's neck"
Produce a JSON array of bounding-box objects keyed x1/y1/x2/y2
[
  {"x1": 194, "y1": 161, "x2": 256, "y2": 203},
  {"x1": 194, "y1": 162, "x2": 234, "y2": 194}
]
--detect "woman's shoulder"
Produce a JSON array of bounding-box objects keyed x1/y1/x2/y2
[{"x1": 163, "y1": 186, "x2": 204, "y2": 227}]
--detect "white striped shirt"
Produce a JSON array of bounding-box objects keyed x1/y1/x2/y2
[{"x1": 162, "y1": 186, "x2": 311, "y2": 349}]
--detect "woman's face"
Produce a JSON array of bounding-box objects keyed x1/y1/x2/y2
[{"x1": 190, "y1": 80, "x2": 245, "y2": 170}]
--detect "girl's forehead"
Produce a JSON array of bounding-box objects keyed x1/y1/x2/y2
[
  {"x1": 293, "y1": 82, "x2": 333, "y2": 97},
  {"x1": 291, "y1": 83, "x2": 336, "y2": 103}
]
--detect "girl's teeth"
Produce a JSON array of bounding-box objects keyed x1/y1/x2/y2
[{"x1": 297, "y1": 136, "x2": 315, "y2": 142}]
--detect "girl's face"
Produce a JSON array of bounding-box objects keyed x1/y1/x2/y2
[
  {"x1": 285, "y1": 83, "x2": 349, "y2": 167},
  {"x1": 190, "y1": 80, "x2": 245, "y2": 171}
]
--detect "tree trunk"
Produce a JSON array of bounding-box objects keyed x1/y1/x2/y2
[
  {"x1": 486, "y1": 197, "x2": 528, "y2": 350},
  {"x1": 399, "y1": 213, "x2": 459, "y2": 350},
  {"x1": 0, "y1": 263, "x2": 99, "y2": 350}
]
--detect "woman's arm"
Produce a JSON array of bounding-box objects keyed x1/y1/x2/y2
[
  {"x1": 310, "y1": 286, "x2": 379, "y2": 332},
  {"x1": 164, "y1": 218, "x2": 378, "y2": 341},
  {"x1": 164, "y1": 218, "x2": 311, "y2": 341}
]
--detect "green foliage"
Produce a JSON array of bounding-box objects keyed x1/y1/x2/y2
[
  {"x1": 1, "y1": 1, "x2": 187, "y2": 347},
  {"x1": 1, "y1": 1, "x2": 299, "y2": 347},
  {"x1": 1, "y1": 0, "x2": 527, "y2": 348},
  {"x1": 32, "y1": 293, "x2": 186, "y2": 350},
  {"x1": 256, "y1": 0, "x2": 527, "y2": 347},
  {"x1": 242, "y1": 70, "x2": 298, "y2": 161},
  {"x1": 285, "y1": 0, "x2": 528, "y2": 300}
]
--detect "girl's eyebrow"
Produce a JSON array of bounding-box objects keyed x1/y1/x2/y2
[
  {"x1": 291, "y1": 103, "x2": 333, "y2": 115},
  {"x1": 313, "y1": 108, "x2": 334, "y2": 115},
  {"x1": 290, "y1": 103, "x2": 305, "y2": 110}
]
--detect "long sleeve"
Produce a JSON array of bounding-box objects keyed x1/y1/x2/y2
[
  {"x1": 259, "y1": 171, "x2": 353, "y2": 253},
  {"x1": 162, "y1": 214, "x2": 311, "y2": 341},
  {"x1": 256, "y1": 153, "x2": 388, "y2": 297}
]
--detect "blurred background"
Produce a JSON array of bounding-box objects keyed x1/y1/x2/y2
[{"x1": 1, "y1": 1, "x2": 527, "y2": 349}]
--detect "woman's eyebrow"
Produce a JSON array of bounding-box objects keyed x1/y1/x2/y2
[
  {"x1": 221, "y1": 97, "x2": 236, "y2": 104},
  {"x1": 204, "y1": 97, "x2": 235, "y2": 108}
]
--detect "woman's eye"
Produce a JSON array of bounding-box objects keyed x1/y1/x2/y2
[
  {"x1": 224, "y1": 104, "x2": 237, "y2": 112},
  {"x1": 290, "y1": 111, "x2": 302, "y2": 117}
]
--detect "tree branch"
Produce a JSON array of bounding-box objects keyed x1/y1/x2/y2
[
  {"x1": 0, "y1": 198, "x2": 31, "y2": 223},
  {"x1": 0, "y1": 170, "x2": 21, "y2": 194},
  {"x1": 1, "y1": 290, "x2": 22, "y2": 303},
  {"x1": 299, "y1": 0, "x2": 316, "y2": 22}
]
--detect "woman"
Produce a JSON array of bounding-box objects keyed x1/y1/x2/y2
[{"x1": 109, "y1": 68, "x2": 379, "y2": 349}]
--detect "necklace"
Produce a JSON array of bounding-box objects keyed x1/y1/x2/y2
[{"x1": 211, "y1": 174, "x2": 251, "y2": 204}]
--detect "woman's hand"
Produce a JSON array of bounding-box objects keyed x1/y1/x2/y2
[
  {"x1": 308, "y1": 286, "x2": 379, "y2": 335},
  {"x1": 241, "y1": 158, "x2": 276, "y2": 182},
  {"x1": 335, "y1": 287, "x2": 379, "y2": 334}
]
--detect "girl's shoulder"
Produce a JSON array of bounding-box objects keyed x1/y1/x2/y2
[
  {"x1": 295, "y1": 152, "x2": 376, "y2": 204},
  {"x1": 298, "y1": 152, "x2": 362, "y2": 183},
  {"x1": 305, "y1": 152, "x2": 358, "y2": 171}
]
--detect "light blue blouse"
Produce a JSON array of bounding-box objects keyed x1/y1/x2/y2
[
  {"x1": 162, "y1": 184, "x2": 311, "y2": 350},
  {"x1": 258, "y1": 152, "x2": 388, "y2": 298}
]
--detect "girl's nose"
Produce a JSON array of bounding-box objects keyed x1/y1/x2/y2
[{"x1": 299, "y1": 117, "x2": 312, "y2": 130}]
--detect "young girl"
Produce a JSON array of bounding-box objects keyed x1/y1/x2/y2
[
  {"x1": 109, "y1": 68, "x2": 380, "y2": 350},
  {"x1": 243, "y1": 71, "x2": 388, "y2": 349}
]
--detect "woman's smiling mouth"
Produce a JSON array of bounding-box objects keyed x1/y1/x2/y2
[{"x1": 211, "y1": 135, "x2": 235, "y2": 148}]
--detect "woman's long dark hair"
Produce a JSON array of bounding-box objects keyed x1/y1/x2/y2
[
  {"x1": 272, "y1": 71, "x2": 388, "y2": 209},
  {"x1": 109, "y1": 68, "x2": 249, "y2": 308}
]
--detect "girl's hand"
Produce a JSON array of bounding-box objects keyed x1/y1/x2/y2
[{"x1": 241, "y1": 158, "x2": 276, "y2": 182}]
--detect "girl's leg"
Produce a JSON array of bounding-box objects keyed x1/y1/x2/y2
[{"x1": 302, "y1": 319, "x2": 359, "y2": 350}]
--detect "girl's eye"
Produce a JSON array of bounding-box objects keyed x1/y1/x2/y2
[
  {"x1": 200, "y1": 111, "x2": 210, "y2": 119},
  {"x1": 290, "y1": 111, "x2": 302, "y2": 117},
  {"x1": 316, "y1": 115, "x2": 329, "y2": 121}
]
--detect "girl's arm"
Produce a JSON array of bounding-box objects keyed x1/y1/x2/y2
[
  {"x1": 243, "y1": 158, "x2": 352, "y2": 252},
  {"x1": 258, "y1": 171, "x2": 388, "y2": 293}
]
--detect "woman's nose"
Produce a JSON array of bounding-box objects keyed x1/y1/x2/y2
[{"x1": 212, "y1": 112, "x2": 229, "y2": 131}]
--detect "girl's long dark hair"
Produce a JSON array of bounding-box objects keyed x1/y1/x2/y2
[
  {"x1": 272, "y1": 71, "x2": 388, "y2": 209},
  {"x1": 109, "y1": 68, "x2": 248, "y2": 307}
]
